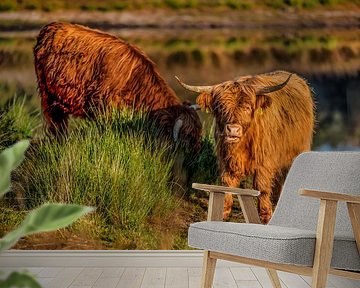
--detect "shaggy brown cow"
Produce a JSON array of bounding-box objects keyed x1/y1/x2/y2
[
  {"x1": 177, "y1": 71, "x2": 314, "y2": 223},
  {"x1": 34, "y1": 22, "x2": 201, "y2": 151}
]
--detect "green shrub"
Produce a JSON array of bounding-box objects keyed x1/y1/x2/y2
[
  {"x1": 164, "y1": 0, "x2": 196, "y2": 9},
  {"x1": 191, "y1": 49, "x2": 204, "y2": 64},
  {"x1": 225, "y1": 0, "x2": 241, "y2": 9},
  {"x1": 113, "y1": 2, "x2": 128, "y2": 10},
  {"x1": 80, "y1": 4, "x2": 96, "y2": 11},
  {"x1": 42, "y1": 2, "x2": 58, "y2": 12},
  {"x1": 264, "y1": 0, "x2": 286, "y2": 8},
  {"x1": 23, "y1": 0, "x2": 39, "y2": 10},
  {"x1": 96, "y1": 5, "x2": 111, "y2": 12},
  {"x1": 166, "y1": 50, "x2": 188, "y2": 67},
  {"x1": 0, "y1": 0, "x2": 16, "y2": 11}
]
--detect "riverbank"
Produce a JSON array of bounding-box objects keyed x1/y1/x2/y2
[{"x1": 0, "y1": 7, "x2": 359, "y2": 32}]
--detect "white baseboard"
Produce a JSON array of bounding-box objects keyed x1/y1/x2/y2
[{"x1": 0, "y1": 250, "x2": 248, "y2": 268}]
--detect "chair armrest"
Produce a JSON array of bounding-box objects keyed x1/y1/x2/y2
[
  {"x1": 299, "y1": 189, "x2": 360, "y2": 204},
  {"x1": 192, "y1": 183, "x2": 260, "y2": 197}
]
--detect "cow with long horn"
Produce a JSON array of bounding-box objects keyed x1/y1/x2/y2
[
  {"x1": 34, "y1": 22, "x2": 202, "y2": 152},
  {"x1": 177, "y1": 71, "x2": 314, "y2": 223}
]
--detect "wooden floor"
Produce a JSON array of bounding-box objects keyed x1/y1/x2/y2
[{"x1": 1, "y1": 251, "x2": 359, "y2": 288}]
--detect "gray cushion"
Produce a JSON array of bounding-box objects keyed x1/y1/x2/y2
[
  {"x1": 188, "y1": 152, "x2": 360, "y2": 272},
  {"x1": 188, "y1": 221, "x2": 360, "y2": 271}
]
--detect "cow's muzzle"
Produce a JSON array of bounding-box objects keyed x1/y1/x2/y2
[{"x1": 224, "y1": 124, "x2": 242, "y2": 142}]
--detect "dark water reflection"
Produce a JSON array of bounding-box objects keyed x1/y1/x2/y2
[{"x1": 0, "y1": 27, "x2": 359, "y2": 150}]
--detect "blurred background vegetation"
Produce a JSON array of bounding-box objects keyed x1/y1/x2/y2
[{"x1": 0, "y1": 0, "x2": 358, "y2": 12}]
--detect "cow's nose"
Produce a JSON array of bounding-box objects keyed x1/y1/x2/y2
[{"x1": 225, "y1": 124, "x2": 242, "y2": 135}]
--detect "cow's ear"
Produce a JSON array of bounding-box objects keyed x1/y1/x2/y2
[
  {"x1": 255, "y1": 94, "x2": 272, "y2": 110},
  {"x1": 196, "y1": 93, "x2": 213, "y2": 112}
]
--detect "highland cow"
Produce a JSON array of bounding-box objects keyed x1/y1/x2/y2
[
  {"x1": 34, "y1": 22, "x2": 201, "y2": 151},
  {"x1": 177, "y1": 71, "x2": 314, "y2": 223}
]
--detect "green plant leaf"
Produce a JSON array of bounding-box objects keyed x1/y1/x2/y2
[
  {"x1": 0, "y1": 140, "x2": 30, "y2": 197},
  {"x1": 0, "y1": 271, "x2": 41, "y2": 288},
  {"x1": 0, "y1": 203, "x2": 94, "y2": 251}
]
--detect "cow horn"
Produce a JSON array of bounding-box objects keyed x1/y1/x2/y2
[
  {"x1": 175, "y1": 76, "x2": 213, "y2": 93},
  {"x1": 173, "y1": 118, "x2": 183, "y2": 142},
  {"x1": 190, "y1": 104, "x2": 200, "y2": 110},
  {"x1": 255, "y1": 73, "x2": 293, "y2": 95}
]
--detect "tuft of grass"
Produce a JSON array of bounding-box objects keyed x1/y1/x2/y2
[
  {"x1": 0, "y1": 97, "x2": 40, "y2": 151},
  {"x1": 14, "y1": 109, "x2": 179, "y2": 248}
]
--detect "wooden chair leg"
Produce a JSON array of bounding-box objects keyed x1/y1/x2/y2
[
  {"x1": 201, "y1": 251, "x2": 217, "y2": 288},
  {"x1": 347, "y1": 202, "x2": 360, "y2": 253},
  {"x1": 312, "y1": 200, "x2": 337, "y2": 288},
  {"x1": 266, "y1": 269, "x2": 282, "y2": 288}
]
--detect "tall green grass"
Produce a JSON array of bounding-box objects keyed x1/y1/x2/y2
[
  {"x1": 0, "y1": 98, "x2": 218, "y2": 249},
  {"x1": 13, "y1": 110, "x2": 179, "y2": 248},
  {"x1": 0, "y1": 97, "x2": 40, "y2": 151}
]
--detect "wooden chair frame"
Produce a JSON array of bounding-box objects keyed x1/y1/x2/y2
[{"x1": 192, "y1": 183, "x2": 360, "y2": 288}]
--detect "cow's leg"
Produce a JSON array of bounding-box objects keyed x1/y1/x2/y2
[
  {"x1": 254, "y1": 168, "x2": 274, "y2": 224},
  {"x1": 41, "y1": 94, "x2": 69, "y2": 137},
  {"x1": 221, "y1": 172, "x2": 241, "y2": 219}
]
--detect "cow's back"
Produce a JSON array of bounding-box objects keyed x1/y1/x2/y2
[{"x1": 34, "y1": 22, "x2": 180, "y2": 116}]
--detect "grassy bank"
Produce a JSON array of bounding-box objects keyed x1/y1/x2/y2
[
  {"x1": 0, "y1": 0, "x2": 358, "y2": 12},
  {"x1": 0, "y1": 98, "x2": 219, "y2": 249}
]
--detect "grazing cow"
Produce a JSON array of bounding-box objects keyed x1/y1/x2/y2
[
  {"x1": 177, "y1": 71, "x2": 314, "y2": 223},
  {"x1": 34, "y1": 22, "x2": 201, "y2": 151}
]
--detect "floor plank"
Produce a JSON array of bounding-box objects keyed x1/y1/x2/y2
[
  {"x1": 141, "y1": 267, "x2": 166, "y2": 288},
  {"x1": 327, "y1": 275, "x2": 360, "y2": 288},
  {"x1": 301, "y1": 275, "x2": 335, "y2": 288},
  {"x1": 236, "y1": 280, "x2": 262, "y2": 288},
  {"x1": 278, "y1": 271, "x2": 310, "y2": 288},
  {"x1": 251, "y1": 267, "x2": 288, "y2": 288},
  {"x1": 116, "y1": 267, "x2": 146, "y2": 288},
  {"x1": 100, "y1": 267, "x2": 125, "y2": 278},
  {"x1": 37, "y1": 277, "x2": 55, "y2": 287},
  {"x1": 25, "y1": 267, "x2": 44, "y2": 276},
  {"x1": 93, "y1": 277, "x2": 121, "y2": 288},
  {"x1": 165, "y1": 268, "x2": 189, "y2": 288},
  {"x1": 46, "y1": 267, "x2": 83, "y2": 288},
  {"x1": 38, "y1": 267, "x2": 64, "y2": 278},
  {"x1": 71, "y1": 267, "x2": 103, "y2": 286},
  {"x1": 230, "y1": 267, "x2": 257, "y2": 281},
  {"x1": 188, "y1": 268, "x2": 201, "y2": 288},
  {"x1": 213, "y1": 267, "x2": 237, "y2": 288}
]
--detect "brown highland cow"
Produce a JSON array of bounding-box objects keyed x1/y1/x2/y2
[
  {"x1": 177, "y1": 71, "x2": 314, "y2": 223},
  {"x1": 34, "y1": 22, "x2": 202, "y2": 151}
]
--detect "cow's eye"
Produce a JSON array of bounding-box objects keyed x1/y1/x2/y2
[{"x1": 243, "y1": 106, "x2": 252, "y2": 112}]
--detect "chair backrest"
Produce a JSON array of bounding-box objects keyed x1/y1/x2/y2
[{"x1": 270, "y1": 152, "x2": 360, "y2": 240}]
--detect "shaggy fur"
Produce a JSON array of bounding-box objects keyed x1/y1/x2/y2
[
  {"x1": 34, "y1": 22, "x2": 201, "y2": 150},
  {"x1": 196, "y1": 71, "x2": 314, "y2": 223}
]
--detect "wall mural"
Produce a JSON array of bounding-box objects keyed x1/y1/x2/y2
[{"x1": 0, "y1": 1, "x2": 359, "y2": 251}]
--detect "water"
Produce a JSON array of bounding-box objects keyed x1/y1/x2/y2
[{"x1": 0, "y1": 27, "x2": 359, "y2": 150}]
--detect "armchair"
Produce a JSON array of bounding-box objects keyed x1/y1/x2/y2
[{"x1": 188, "y1": 152, "x2": 360, "y2": 288}]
